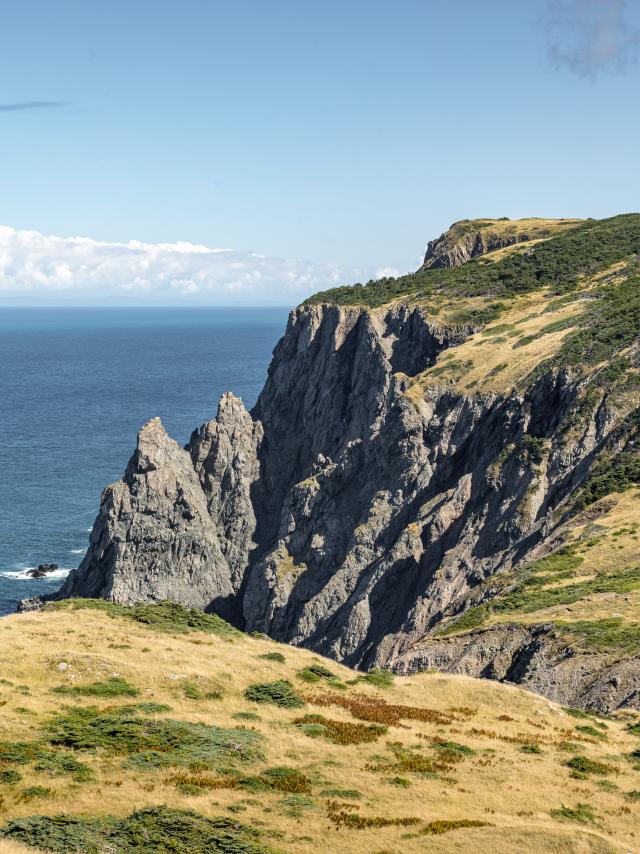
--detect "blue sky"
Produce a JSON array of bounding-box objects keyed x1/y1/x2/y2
[{"x1": 0, "y1": 0, "x2": 639, "y2": 304}]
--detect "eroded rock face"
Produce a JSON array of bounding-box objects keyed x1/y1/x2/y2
[
  {"x1": 421, "y1": 221, "x2": 535, "y2": 270},
  {"x1": 394, "y1": 624, "x2": 640, "y2": 714},
  {"x1": 50, "y1": 301, "x2": 638, "y2": 711},
  {"x1": 58, "y1": 415, "x2": 236, "y2": 616}
]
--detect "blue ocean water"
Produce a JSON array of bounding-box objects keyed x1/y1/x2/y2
[{"x1": 0, "y1": 307, "x2": 289, "y2": 615}]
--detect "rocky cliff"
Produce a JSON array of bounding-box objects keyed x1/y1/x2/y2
[{"x1": 47, "y1": 215, "x2": 640, "y2": 712}]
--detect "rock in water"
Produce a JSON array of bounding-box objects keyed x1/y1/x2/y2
[{"x1": 25, "y1": 563, "x2": 58, "y2": 579}]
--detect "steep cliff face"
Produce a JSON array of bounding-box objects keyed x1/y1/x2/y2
[{"x1": 49, "y1": 215, "x2": 640, "y2": 712}]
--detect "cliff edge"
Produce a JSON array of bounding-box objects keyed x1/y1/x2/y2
[{"x1": 47, "y1": 214, "x2": 640, "y2": 712}]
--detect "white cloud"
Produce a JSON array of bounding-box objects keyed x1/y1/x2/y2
[{"x1": 0, "y1": 225, "x2": 380, "y2": 305}]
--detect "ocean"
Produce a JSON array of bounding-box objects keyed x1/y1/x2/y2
[{"x1": 0, "y1": 307, "x2": 289, "y2": 615}]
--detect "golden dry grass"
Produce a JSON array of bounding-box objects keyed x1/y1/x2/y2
[
  {"x1": 403, "y1": 288, "x2": 587, "y2": 399},
  {"x1": 0, "y1": 605, "x2": 638, "y2": 853}
]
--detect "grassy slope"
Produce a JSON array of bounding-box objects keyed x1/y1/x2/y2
[
  {"x1": 438, "y1": 491, "x2": 640, "y2": 649},
  {"x1": 0, "y1": 604, "x2": 638, "y2": 853}
]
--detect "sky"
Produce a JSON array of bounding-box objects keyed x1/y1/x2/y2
[{"x1": 0, "y1": 0, "x2": 639, "y2": 305}]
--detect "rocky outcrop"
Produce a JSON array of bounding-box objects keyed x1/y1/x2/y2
[
  {"x1": 421, "y1": 220, "x2": 534, "y2": 269},
  {"x1": 395, "y1": 623, "x2": 640, "y2": 713},
  {"x1": 48, "y1": 299, "x2": 639, "y2": 712}
]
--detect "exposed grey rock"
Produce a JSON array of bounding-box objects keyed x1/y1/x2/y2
[
  {"x1": 394, "y1": 623, "x2": 640, "y2": 713},
  {"x1": 57, "y1": 415, "x2": 236, "y2": 616},
  {"x1": 48, "y1": 300, "x2": 639, "y2": 712},
  {"x1": 421, "y1": 221, "x2": 536, "y2": 270},
  {"x1": 17, "y1": 596, "x2": 44, "y2": 612}
]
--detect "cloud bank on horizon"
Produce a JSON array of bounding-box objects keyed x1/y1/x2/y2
[{"x1": 0, "y1": 225, "x2": 394, "y2": 306}]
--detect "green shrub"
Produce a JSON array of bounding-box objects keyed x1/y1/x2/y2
[
  {"x1": 277, "y1": 794, "x2": 315, "y2": 816},
  {"x1": 319, "y1": 788, "x2": 362, "y2": 799},
  {"x1": 388, "y1": 776, "x2": 411, "y2": 787},
  {"x1": 259, "y1": 766, "x2": 311, "y2": 793},
  {"x1": 0, "y1": 806, "x2": 277, "y2": 853},
  {"x1": 0, "y1": 769, "x2": 22, "y2": 784},
  {"x1": 49, "y1": 599, "x2": 240, "y2": 638},
  {"x1": 244, "y1": 680, "x2": 304, "y2": 708},
  {"x1": 34, "y1": 751, "x2": 94, "y2": 782},
  {"x1": 125, "y1": 702, "x2": 172, "y2": 714},
  {"x1": 575, "y1": 724, "x2": 607, "y2": 740},
  {"x1": 20, "y1": 785, "x2": 53, "y2": 801},
  {"x1": 430, "y1": 740, "x2": 475, "y2": 757},
  {"x1": 551, "y1": 802, "x2": 596, "y2": 823},
  {"x1": 259, "y1": 652, "x2": 286, "y2": 663},
  {"x1": 44, "y1": 706, "x2": 263, "y2": 771},
  {"x1": 297, "y1": 663, "x2": 336, "y2": 683},
  {"x1": 360, "y1": 669, "x2": 394, "y2": 689},
  {"x1": 563, "y1": 756, "x2": 615, "y2": 776},
  {"x1": 52, "y1": 677, "x2": 139, "y2": 698},
  {"x1": 306, "y1": 215, "x2": 640, "y2": 308},
  {"x1": 0, "y1": 741, "x2": 46, "y2": 765},
  {"x1": 417, "y1": 819, "x2": 491, "y2": 836},
  {"x1": 520, "y1": 744, "x2": 543, "y2": 755}
]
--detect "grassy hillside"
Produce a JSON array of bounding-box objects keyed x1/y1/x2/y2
[
  {"x1": 306, "y1": 214, "x2": 640, "y2": 309},
  {"x1": 0, "y1": 603, "x2": 638, "y2": 853},
  {"x1": 436, "y1": 491, "x2": 640, "y2": 651}
]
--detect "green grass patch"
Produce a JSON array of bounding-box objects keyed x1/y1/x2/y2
[
  {"x1": 52, "y1": 677, "x2": 140, "y2": 698},
  {"x1": 244, "y1": 680, "x2": 304, "y2": 708},
  {"x1": 319, "y1": 787, "x2": 363, "y2": 799},
  {"x1": 0, "y1": 770, "x2": 22, "y2": 784},
  {"x1": 34, "y1": 751, "x2": 94, "y2": 782},
  {"x1": 0, "y1": 806, "x2": 277, "y2": 853},
  {"x1": 44, "y1": 706, "x2": 263, "y2": 772},
  {"x1": 557, "y1": 618, "x2": 640, "y2": 654},
  {"x1": 360, "y1": 668, "x2": 394, "y2": 689},
  {"x1": 20, "y1": 785, "x2": 53, "y2": 801},
  {"x1": 563, "y1": 756, "x2": 616, "y2": 776},
  {"x1": 551, "y1": 802, "x2": 596, "y2": 823},
  {"x1": 49, "y1": 599, "x2": 240, "y2": 638},
  {"x1": 416, "y1": 819, "x2": 492, "y2": 836}
]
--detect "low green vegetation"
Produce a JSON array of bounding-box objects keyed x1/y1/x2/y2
[
  {"x1": 557, "y1": 618, "x2": 640, "y2": 654},
  {"x1": 360, "y1": 668, "x2": 394, "y2": 688},
  {"x1": 563, "y1": 756, "x2": 615, "y2": 776},
  {"x1": 0, "y1": 806, "x2": 277, "y2": 854},
  {"x1": 49, "y1": 599, "x2": 240, "y2": 638},
  {"x1": 244, "y1": 680, "x2": 304, "y2": 709},
  {"x1": 550, "y1": 802, "x2": 596, "y2": 823},
  {"x1": 440, "y1": 542, "x2": 640, "y2": 637},
  {"x1": 306, "y1": 215, "x2": 640, "y2": 308},
  {"x1": 52, "y1": 676, "x2": 140, "y2": 698},
  {"x1": 575, "y1": 456, "x2": 640, "y2": 509},
  {"x1": 44, "y1": 706, "x2": 263, "y2": 771}
]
